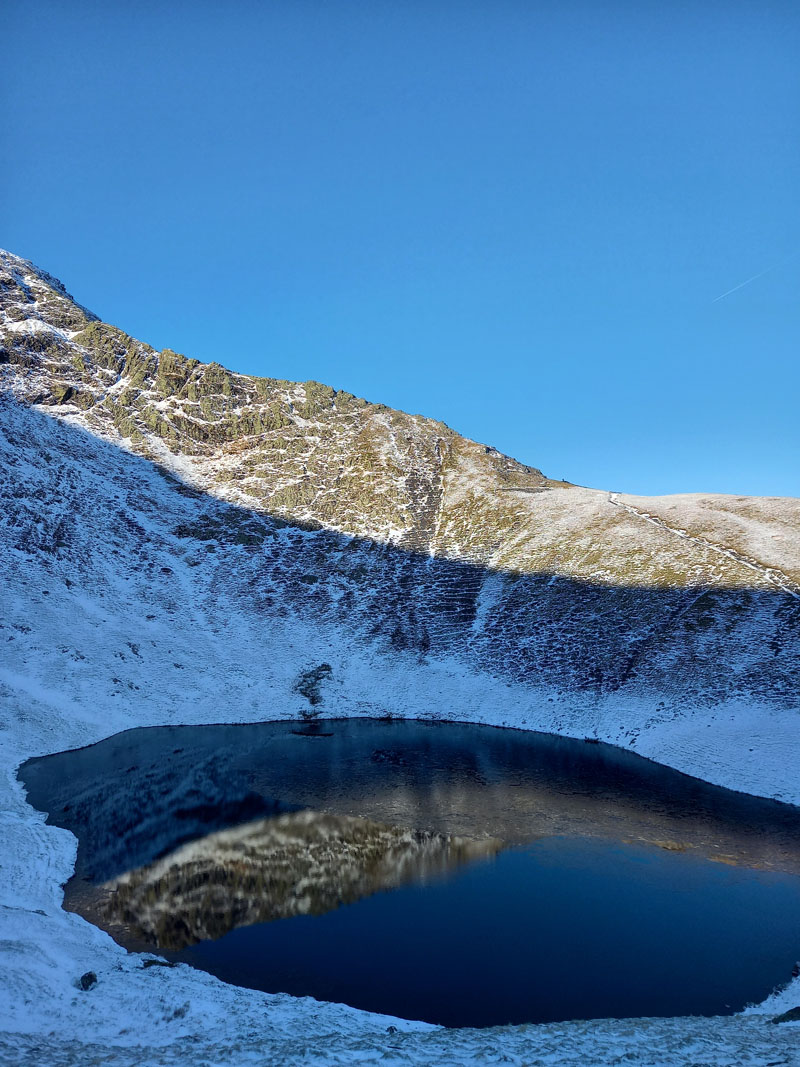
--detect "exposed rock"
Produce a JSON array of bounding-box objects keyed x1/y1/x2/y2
[
  {"x1": 293, "y1": 663, "x2": 333, "y2": 712},
  {"x1": 770, "y1": 1006, "x2": 800, "y2": 1024}
]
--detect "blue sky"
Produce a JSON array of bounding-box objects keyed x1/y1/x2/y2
[{"x1": 4, "y1": 1, "x2": 798, "y2": 495}]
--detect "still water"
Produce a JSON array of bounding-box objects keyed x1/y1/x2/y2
[{"x1": 21, "y1": 719, "x2": 800, "y2": 1027}]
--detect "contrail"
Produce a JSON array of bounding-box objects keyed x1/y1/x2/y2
[{"x1": 712, "y1": 251, "x2": 797, "y2": 303}]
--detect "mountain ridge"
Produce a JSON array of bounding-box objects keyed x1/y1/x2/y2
[
  {"x1": 0, "y1": 248, "x2": 564, "y2": 558},
  {"x1": 2, "y1": 247, "x2": 798, "y2": 589}
]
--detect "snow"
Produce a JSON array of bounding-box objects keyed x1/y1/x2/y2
[
  {"x1": 1, "y1": 248, "x2": 800, "y2": 1063},
  {"x1": 1, "y1": 544, "x2": 798, "y2": 1061}
]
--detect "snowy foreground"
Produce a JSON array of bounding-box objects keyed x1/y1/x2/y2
[
  {"x1": 2, "y1": 596, "x2": 800, "y2": 1067},
  {"x1": 1, "y1": 249, "x2": 799, "y2": 1063},
  {"x1": 2, "y1": 696, "x2": 800, "y2": 1067}
]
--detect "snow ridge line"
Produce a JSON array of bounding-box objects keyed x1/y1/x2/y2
[{"x1": 607, "y1": 493, "x2": 800, "y2": 600}]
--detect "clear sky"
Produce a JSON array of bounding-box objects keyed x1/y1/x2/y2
[{"x1": 3, "y1": 1, "x2": 798, "y2": 496}]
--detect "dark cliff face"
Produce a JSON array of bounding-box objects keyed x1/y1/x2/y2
[{"x1": 1, "y1": 247, "x2": 799, "y2": 753}]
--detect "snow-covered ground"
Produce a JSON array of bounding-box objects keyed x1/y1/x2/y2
[
  {"x1": 1, "y1": 249, "x2": 799, "y2": 1063},
  {"x1": 2, "y1": 687, "x2": 800, "y2": 1066}
]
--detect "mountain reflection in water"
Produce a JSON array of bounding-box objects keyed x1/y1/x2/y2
[
  {"x1": 20, "y1": 718, "x2": 800, "y2": 965},
  {"x1": 95, "y1": 810, "x2": 501, "y2": 950}
]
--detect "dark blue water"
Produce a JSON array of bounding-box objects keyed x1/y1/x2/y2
[
  {"x1": 20, "y1": 718, "x2": 800, "y2": 1027},
  {"x1": 176, "y1": 836, "x2": 800, "y2": 1027}
]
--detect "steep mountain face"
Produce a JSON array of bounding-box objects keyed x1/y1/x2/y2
[
  {"x1": 0, "y1": 248, "x2": 565, "y2": 558},
  {"x1": 1, "y1": 247, "x2": 799, "y2": 799}
]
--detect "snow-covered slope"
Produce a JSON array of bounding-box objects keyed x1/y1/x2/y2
[{"x1": 1, "y1": 248, "x2": 799, "y2": 1064}]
